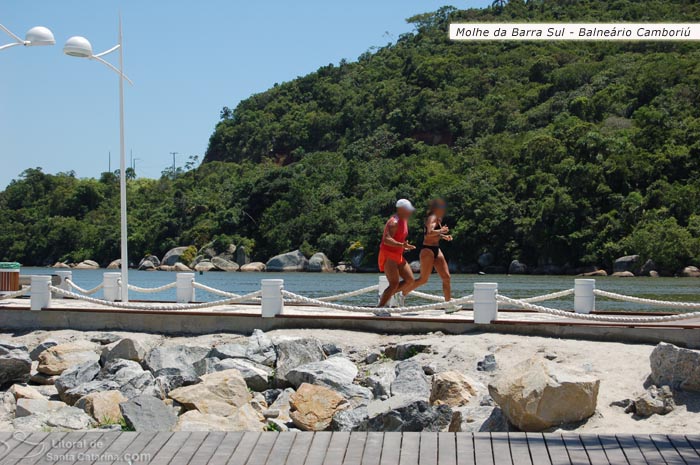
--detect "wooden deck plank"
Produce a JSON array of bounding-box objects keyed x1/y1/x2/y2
[
  {"x1": 473, "y1": 434, "x2": 493, "y2": 465},
  {"x1": 615, "y1": 434, "x2": 647, "y2": 465},
  {"x1": 579, "y1": 434, "x2": 608, "y2": 465},
  {"x1": 148, "y1": 432, "x2": 191, "y2": 465},
  {"x1": 35, "y1": 431, "x2": 86, "y2": 465},
  {"x1": 361, "y1": 432, "x2": 384, "y2": 465},
  {"x1": 108, "y1": 431, "x2": 155, "y2": 465},
  {"x1": 246, "y1": 432, "x2": 278, "y2": 465},
  {"x1": 632, "y1": 434, "x2": 666, "y2": 465},
  {"x1": 58, "y1": 432, "x2": 103, "y2": 465},
  {"x1": 438, "y1": 432, "x2": 457, "y2": 465},
  {"x1": 596, "y1": 435, "x2": 628, "y2": 465},
  {"x1": 210, "y1": 433, "x2": 245, "y2": 465},
  {"x1": 668, "y1": 435, "x2": 700, "y2": 465},
  {"x1": 170, "y1": 431, "x2": 209, "y2": 465},
  {"x1": 508, "y1": 433, "x2": 532, "y2": 465},
  {"x1": 187, "y1": 432, "x2": 227, "y2": 465},
  {"x1": 324, "y1": 432, "x2": 351, "y2": 465},
  {"x1": 399, "y1": 432, "x2": 420, "y2": 465},
  {"x1": 285, "y1": 433, "x2": 313, "y2": 465},
  {"x1": 0, "y1": 433, "x2": 25, "y2": 458},
  {"x1": 456, "y1": 434, "x2": 475, "y2": 465},
  {"x1": 649, "y1": 434, "x2": 686, "y2": 465},
  {"x1": 226, "y1": 432, "x2": 260, "y2": 465},
  {"x1": 265, "y1": 431, "x2": 296, "y2": 465},
  {"x1": 490, "y1": 433, "x2": 511, "y2": 465},
  {"x1": 1, "y1": 433, "x2": 54, "y2": 465},
  {"x1": 525, "y1": 433, "x2": 551, "y2": 465},
  {"x1": 305, "y1": 432, "x2": 332, "y2": 465},
  {"x1": 94, "y1": 432, "x2": 140, "y2": 465},
  {"x1": 379, "y1": 432, "x2": 402, "y2": 465},
  {"x1": 343, "y1": 432, "x2": 367, "y2": 465},
  {"x1": 420, "y1": 433, "x2": 438, "y2": 465},
  {"x1": 542, "y1": 434, "x2": 570, "y2": 465},
  {"x1": 561, "y1": 434, "x2": 589, "y2": 465},
  {"x1": 685, "y1": 436, "x2": 700, "y2": 457},
  {"x1": 123, "y1": 432, "x2": 174, "y2": 465}
]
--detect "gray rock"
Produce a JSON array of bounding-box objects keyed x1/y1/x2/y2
[
  {"x1": 212, "y1": 358, "x2": 272, "y2": 391},
  {"x1": 247, "y1": 330, "x2": 277, "y2": 367},
  {"x1": 29, "y1": 339, "x2": 58, "y2": 361},
  {"x1": 478, "y1": 252, "x2": 494, "y2": 268},
  {"x1": 286, "y1": 356, "x2": 357, "y2": 390},
  {"x1": 392, "y1": 360, "x2": 430, "y2": 399},
  {"x1": 101, "y1": 337, "x2": 151, "y2": 364},
  {"x1": 366, "y1": 398, "x2": 452, "y2": 432},
  {"x1": 63, "y1": 380, "x2": 121, "y2": 405},
  {"x1": 0, "y1": 391, "x2": 16, "y2": 422},
  {"x1": 144, "y1": 345, "x2": 211, "y2": 380},
  {"x1": 0, "y1": 347, "x2": 31, "y2": 388},
  {"x1": 322, "y1": 343, "x2": 342, "y2": 357},
  {"x1": 682, "y1": 266, "x2": 700, "y2": 277},
  {"x1": 262, "y1": 389, "x2": 283, "y2": 406},
  {"x1": 650, "y1": 342, "x2": 700, "y2": 391},
  {"x1": 194, "y1": 261, "x2": 217, "y2": 272},
  {"x1": 210, "y1": 343, "x2": 247, "y2": 360},
  {"x1": 613, "y1": 255, "x2": 639, "y2": 274},
  {"x1": 212, "y1": 256, "x2": 240, "y2": 272},
  {"x1": 15, "y1": 398, "x2": 67, "y2": 417},
  {"x1": 138, "y1": 259, "x2": 157, "y2": 271},
  {"x1": 508, "y1": 260, "x2": 528, "y2": 275},
  {"x1": 449, "y1": 406, "x2": 511, "y2": 432},
  {"x1": 235, "y1": 246, "x2": 251, "y2": 266},
  {"x1": 332, "y1": 407, "x2": 369, "y2": 431},
  {"x1": 364, "y1": 352, "x2": 381, "y2": 364},
  {"x1": 120, "y1": 395, "x2": 177, "y2": 431},
  {"x1": 269, "y1": 388, "x2": 295, "y2": 423},
  {"x1": 640, "y1": 259, "x2": 657, "y2": 276},
  {"x1": 362, "y1": 362, "x2": 397, "y2": 399},
  {"x1": 308, "y1": 252, "x2": 333, "y2": 272},
  {"x1": 266, "y1": 250, "x2": 309, "y2": 272},
  {"x1": 194, "y1": 357, "x2": 221, "y2": 375},
  {"x1": 384, "y1": 342, "x2": 429, "y2": 360},
  {"x1": 477, "y1": 354, "x2": 497, "y2": 372},
  {"x1": 55, "y1": 360, "x2": 101, "y2": 404},
  {"x1": 0, "y1": 341, "x2": 28, "y2": 351},
  {"x1": 99, "y1": 359, "x2": 159, "y2": 399},
  {"x1": 90, "y1": 333, "x2": 121, "y2": 345},
  {"x1": 162, "y1": 246, "x2": 191, "y2": 266},
  {"x1": 13, "y1": 405, "x2": 94, "y2": 431},
  {"x1": 629, "y1": 385, "x2": 675, "y2": 417},
  {"x1": 274, "y1": 338, "x2": 325, "y2": 387}
]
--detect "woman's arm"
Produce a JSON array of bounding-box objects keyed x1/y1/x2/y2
[{"x1": 424, "y1": 215, "x2": 449, "y2": 237}]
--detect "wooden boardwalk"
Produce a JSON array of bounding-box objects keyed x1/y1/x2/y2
[{"x1": 0, "y1": 432, "x2": 698, "y2": 465}]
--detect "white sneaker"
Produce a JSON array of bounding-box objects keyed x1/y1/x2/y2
[
  {"x1": 395, "y1": 293, "x2": 406, "y2": 308},
  {"x1": 373, "y1": 308, "x2": 392, "y2": 317}
]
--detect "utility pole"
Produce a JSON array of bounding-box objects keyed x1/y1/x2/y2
[
  {"x1": 132, "y1": 158, "x2": 140, "y2": 172},
  {"x1": 170, "y1": 151, "x2": 179, "y2": 176},
  {"x1": 108, "y1": 151, "x2": 111, "y2": 173}
]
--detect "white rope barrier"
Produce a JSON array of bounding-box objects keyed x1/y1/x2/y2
[
  {"x1": 282, "y1": 289, "x2": 473, "y2": 314},
  {"x1": 192, "y1": 281, "x2": 243, "y2": 298},
  {"x1": 316, "y1": 285, "x2": 378, "y2": 302},
  {"x1": 496, "y1": 294, "x2": 700, "y2": 323},
  {"x1": 518, "y1": 288, "x2": 574, "y2": 303},
  {"x1": 49, "y1": 286, "x2": 262, "y2": 311},
  {"x1": 127, "y1": 282, "x2": 177, "y2": 294},
  {"x1": 594, "y1": 289, "x2": 700, "y2": 310},
  {"x1": 0, "y1": 287, "x2": 31, "y2": 300},
  {"x1": 409, "y1": 290, "x2": 446, "y2": 302},
  {"x1": 66, "y1": 279, "x2": 103, "y2": 295}
]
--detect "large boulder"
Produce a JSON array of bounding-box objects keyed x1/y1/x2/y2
[
  {"x1": 106, "y1": 259, "x2": 122, "y2": 270},
  {"x1": 241, "y1": 262, "x2": 266, "y2": 272},
  {"x1": 75, "y1": 260, "x2": 100, "y2": 270},
  {"x1": 478, "y1": 252, "x2": 494, "y2": 268},
  {"x1": 173, "y1": 262, "x2": 191, "y2": 272},
  {"x1": 138, "y1": 259, "x2": 157, "y2": 271},
  {"x1": 361, "y1": 362, "x2": 396, "y2": 399},
  {"x1": 37, "y1": 340, "x2": 100, "y2": 375},
  {"x1": 639, "y1": 259, "x2": 657, "y2": 276},
  {"x1": 13, "y1": 405, "x2": 95, "y2": 431},
  {"x1": 212, "y1": 256, "x2": 240, "y2": 272},
  {"x1": 235, "y1": 246, "x2": 251, "y2": 266},
  {"x1": 101, "y1": 337, "x2": 153, "y2": 364},
  {"x1": 289, "y1": 383, "x2": 348, "y2": 431},
  {"x1": 286, "y1": 356, "x2": 371, "y2": 407},
  {"x1": 9, "y1": 384, "x2": 44, "y2": 401},
  {"x1": 212, "y1": 358, "x2": 271, "y2": 391},
  {"x1": 365, "y1": 397, "x2": 452, "y2": 432},
  {"x1": 391, "y1": 360, "x2": 431, "y2": 399},
  {"x1": 266, "y1": 250, "x2": 309, "y2": 272},
  {"x1": 54, "y1": 360, "x2": 101, "y2": 404},
  {"x1": 274, "y1": 338, "x2": 326, "y2": 387},
  {"x1": 120, "y1": 395, "x2": 177, "y2": 432},
  {"x1": 15, "y1": 398, "x2": 67, "y2": 417},
  {"x1": 75, "y1": 390, "x2": 127, "y2": 424},
  {"x1": 144, "y1": 345, "x2": 211, "y2": 381},
  {"x1": 247, "y1": 329, "x2": 277, "y2": 367},
  {"x1": 0, "y1": 346, "x2": 31, "y2": 388},
  {"x1": 194, "y1": 260, "x2": 217, "y2": 272},
  {"x1": 488, "y1": 357, "x2": 600, "y2": 431},
  {"x1": 430, "y1": 371, "x2": 478, "y2": 407},
  {"x1": 29, "y1": 339, "x2": 58, "y2": 361},
  {"x1": 308, "y1": 253, "x2": 333, "y2": 272},
  {"x1": 613, "y1": 255, "x2": 639, "y2": 274},
  {"x1": 174, "y1": 409, "x2": 262, "y2": 432},
  {"x1": 681, "y1": 266, "x2": 700, "y2": 277},
  {"x1": 650, "y1": 342, "x2": 700, "y2": 391},
  {"x1": 168, "y1": 369, "x2": 251, "y2": 416},
  {"x1": 508, "y1": 260, "x2": 528, "y2": 275},
  {"x1": 100, "y1": 359, "x2": 159, "y2": 399},
  {"x1": 162, "y1": 246, "x2": 191, "y2": 266}
]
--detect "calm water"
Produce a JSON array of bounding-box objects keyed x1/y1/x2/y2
[{"x1": 23, "y1": 267, "x2": 700, "y2": 312}]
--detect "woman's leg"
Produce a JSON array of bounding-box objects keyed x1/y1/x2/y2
[
  {"x1": 379, "y1": 259, "x2": 400, "y2": 307},
  {"x1": 403, "y1": 248, "x2": 435, "y2": 295},
  {"x1": 434, "y1": 250, "x2": 451, "y2": 302}
]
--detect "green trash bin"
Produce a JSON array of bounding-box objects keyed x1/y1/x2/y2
[{"x1": 0, "y1": 262, "x2": 21, "y2": 292}]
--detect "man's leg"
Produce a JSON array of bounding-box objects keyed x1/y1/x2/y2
[
  {"x1": 378, "y1": 259, "x2": 400, "y2": 307},
  {"x1": 395, "y1": 260, "x2": 415, "y2": 296}
]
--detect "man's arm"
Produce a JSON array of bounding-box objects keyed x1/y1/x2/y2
[{"x1": 382, "y1": 220, "x2": 404, "y2": 247}]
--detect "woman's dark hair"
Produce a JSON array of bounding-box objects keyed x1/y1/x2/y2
[{"x1": 426, "y1": 198, "x2": 446, "y2": 217}]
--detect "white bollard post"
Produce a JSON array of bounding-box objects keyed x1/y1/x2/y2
[
  {"x1": 103, "y1": 272, "x2": 122, "y2": 302},
  {"x1": 473, "y1": 282, "x2": 498, "y2": 324},
  {"x1": 261, "y1": 279, "x2": 284, "y2": 318},
  {"x1": 176, "y1": 273, "x2": 195, "y2": 303},
  {"x1": 378, "y1": 275, "x2": 396, "y2": 307},
  {"x1": 574, "y1": 279, "x2": 595, "y2": 314},
  {"x1": 54, "y1": 270, "x2": 72, "y2": 299},
  {"x1": 30, "y1": 276, "x2": 52, "y2": 311}
]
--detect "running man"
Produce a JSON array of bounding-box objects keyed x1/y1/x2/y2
[{"x1": 378, "y1": 199, "x2": 416, "y2": 307}]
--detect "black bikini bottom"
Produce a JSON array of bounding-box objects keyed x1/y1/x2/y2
[{"x1": 422, "y1": 245, "x2": 440, "y2": 258}]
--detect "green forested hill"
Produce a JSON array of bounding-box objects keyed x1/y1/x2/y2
[{"x1": 2, "y1": 0, "x2": 700, "y2": 273}]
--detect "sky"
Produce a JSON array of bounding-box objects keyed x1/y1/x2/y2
[{"x1": 1, "y1": 0, "x2": 491, "y2": 188}]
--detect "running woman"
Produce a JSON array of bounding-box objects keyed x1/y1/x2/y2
[
  {"x1": 404, "y1": 198, "x2": 453, "y2": 301},
  {"x1": 377, "y1": 199, "x2": 416, "y2": 307}
]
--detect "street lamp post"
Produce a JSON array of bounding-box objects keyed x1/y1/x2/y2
[
  {"x1": 64, "y1": 18, "x2": 133, "y2": 302},
  {"x1": 0, "y1": 24, "x2": 55, "y2": 51}
]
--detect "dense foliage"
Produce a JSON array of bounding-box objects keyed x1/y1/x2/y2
[{"x1": 2, "y1": 0, "x2": 700, "y2": 274}]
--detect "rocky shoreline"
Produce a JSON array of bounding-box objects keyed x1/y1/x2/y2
[{"x1": 1, "y1": 329, "x2": 698, "y2": 433}]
